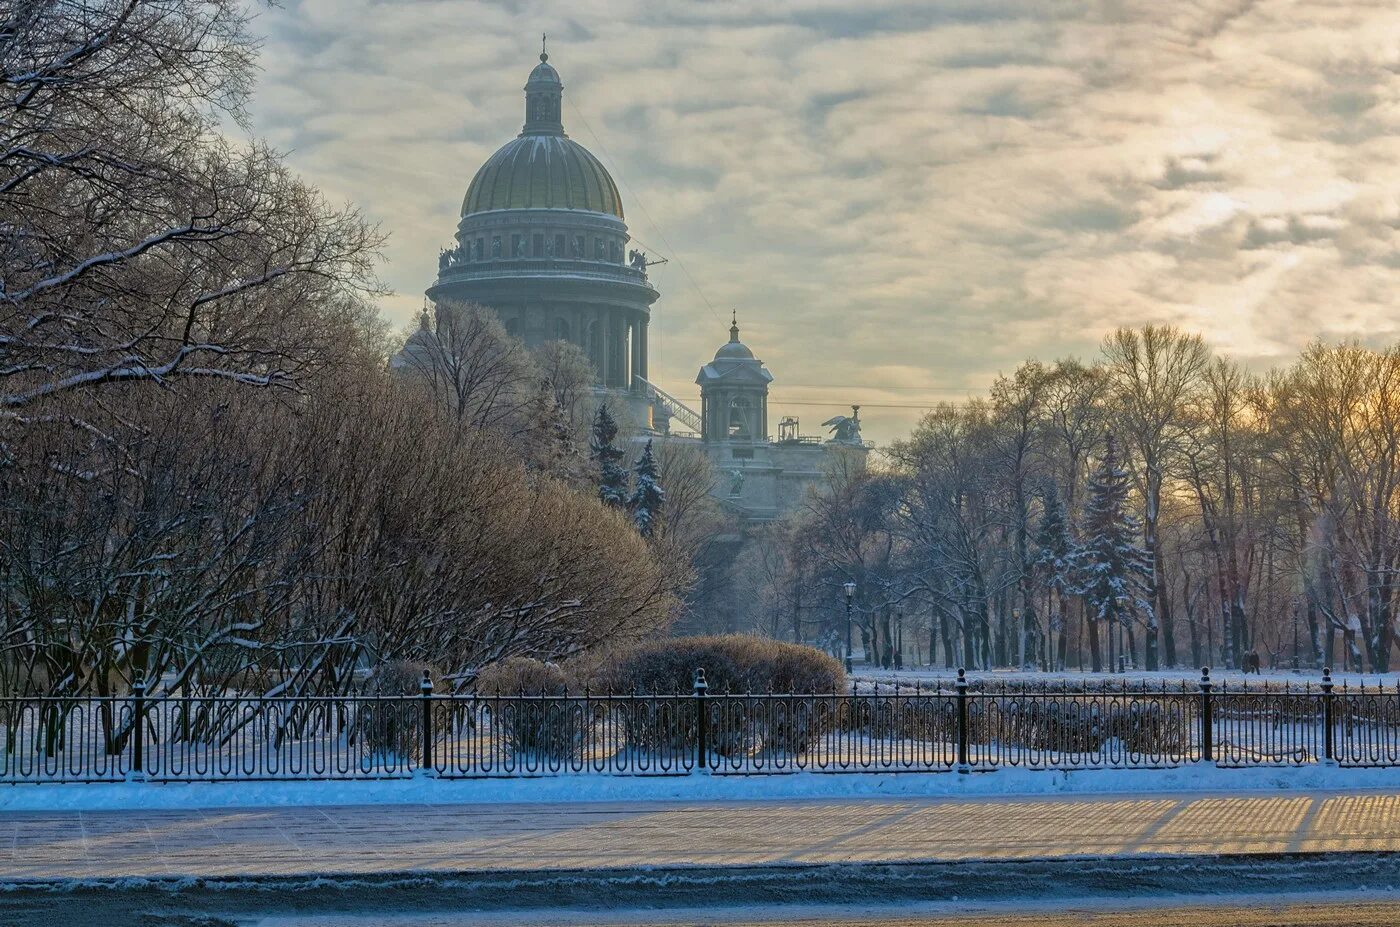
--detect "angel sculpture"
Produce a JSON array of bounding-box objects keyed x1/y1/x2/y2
[{"x1": 823, "y1": 406, "x2": 864, "y2": 445}]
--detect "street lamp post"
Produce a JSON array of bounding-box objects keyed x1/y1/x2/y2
[
  {"x1": 1014, "y1": 608, "x2": 1023, "y2": 669},
  {"x1": 1292, "y1": 596, "x2": 1301, "y2": 670},
  {"x1": 895, "y1": 608, "x2": 904, "y2": 670},
  {"x1": 843, "y1": 582, "x2": 857, "y2": 674}
]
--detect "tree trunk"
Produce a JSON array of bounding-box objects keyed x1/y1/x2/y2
[
  {"x1": 1182, "y1": 565, "x2": 1202, "y2": 669},
  {"x1": 1144, "y1": 466, "x2": 1164, "y2": 670},
  {"x1": 1052, "y1": 589, "x2": 1068, "y2": 670}
]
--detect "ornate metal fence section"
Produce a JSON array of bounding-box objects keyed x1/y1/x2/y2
[{"x1": 1, "y1": 668, "x2": 1396, "y2": 783}]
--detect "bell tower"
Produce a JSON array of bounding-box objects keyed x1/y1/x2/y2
[{"x1": 696, "y1": 314, "x2": 773, "y2": 444}]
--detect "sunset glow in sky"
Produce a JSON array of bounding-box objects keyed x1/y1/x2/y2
[{"x1": 247, "y1": 0, "x2": 1400, "y2": 444}]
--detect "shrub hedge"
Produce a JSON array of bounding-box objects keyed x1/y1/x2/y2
[
  {"x1": 474, "y1": 658, "x2": 584, "y2": 761},
  {"x1": 589, "y1": 635, "x2": 845, "y2": 695},
  {"x1": 585, "y1": 636, "x2": 846, "y2": 757},
  {"x1": 360, "y1": 660, "x2": 438, "y2": 759}
]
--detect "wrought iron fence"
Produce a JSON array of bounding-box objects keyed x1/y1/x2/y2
[{"x1": 1, "y1": 667, "x2": 1395, "y2": 783}]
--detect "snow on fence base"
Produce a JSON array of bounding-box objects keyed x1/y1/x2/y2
[{"x1": 5, "y1": 668, "x2": 1400, "y2": 784}]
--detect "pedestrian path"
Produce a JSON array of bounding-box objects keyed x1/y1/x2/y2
[{"x1": 4, "y1": 790, "x2": 1400, "y2": 881}]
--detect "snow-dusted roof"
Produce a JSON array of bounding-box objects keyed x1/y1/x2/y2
[{"x1": 696, "y1": 318, "x2": 773, "y2": 386}]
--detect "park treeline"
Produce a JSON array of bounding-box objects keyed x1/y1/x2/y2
[{"x1": 763, "y1": 331, "x2": 1400, "y2": 676}]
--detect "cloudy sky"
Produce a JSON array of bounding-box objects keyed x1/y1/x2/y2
[{"x1": 247, "y1": 0, "x2": 1400, "y2": 445}]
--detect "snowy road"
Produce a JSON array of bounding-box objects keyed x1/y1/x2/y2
[
  {"x1": 273, "y1": 898, "x2": 1400, "y2": 927},
  {"x1": 13, "y1": 891, "x2": 1400, "y2": 927},
  {"x1": 8, "y1": 790, "x2": 1400, "y2": 926}
]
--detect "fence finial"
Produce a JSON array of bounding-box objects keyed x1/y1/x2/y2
[
  {"x1": 420, "y1": 669, "x2": 433, "y2": 695},
  {"x1": 693, "y1": 667, "x2": 708, "y2": 695}
]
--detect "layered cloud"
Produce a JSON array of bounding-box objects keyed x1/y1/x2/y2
[{"x1": 248, "y1": 0, "x2": 1400, "y2": 444}]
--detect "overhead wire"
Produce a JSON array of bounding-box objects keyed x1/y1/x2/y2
[
  {"x1": 562, "y1": 92, "x2": 977, "y2": 412},
  {"x1": 667, "y1": 398, "x2": 977, "y2": 411},
  {"x1": 564, "y1": 97, "x2": 722, "y2": 325}
]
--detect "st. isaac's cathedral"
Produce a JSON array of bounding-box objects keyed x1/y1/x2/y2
[{"x1": 395, "y1": 46, "x2": 867, "y2": 525}]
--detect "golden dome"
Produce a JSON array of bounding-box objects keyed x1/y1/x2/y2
[
  {"x1": 462, "y1": 134, "x2": 623, "y2": 218},
  {"x1": 461, "y1": 49, "x2": 624, "y2": 219}
]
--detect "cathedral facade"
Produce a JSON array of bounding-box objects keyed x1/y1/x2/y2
[
  {"x1": 426, "y1": 48, "x2": 655, "y2": 394},
  {"x1": 403, "y1": 47, "x2": 866, "y2": 525}
]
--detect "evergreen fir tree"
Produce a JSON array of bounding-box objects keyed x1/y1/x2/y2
[
  {"x1": 1074, "y1": 434, "x2": 1154, "y2": 655},
  {"x1": 546, "y1": 396, "x2": 583, "y2": 484},
  {"x1": 1033, "y1": 480, "x2": 1075, "y2": 668},
  {"x1": 1032, "y1": 480, "x2": 1074, "y2": 597},
  {"x1": 590, "y1": 402, "x2": 628, "y2": 507},
  {"x1": 628, "y1": 439, "x2": 665, "y2": 537}
]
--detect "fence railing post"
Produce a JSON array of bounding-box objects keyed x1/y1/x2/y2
[
  {"x1": 130, "y1": 673, "x2": 146, "y2": 781},
  {"x1": 1321, "y1": 667, "x2": 1335, "y2": 765},
  {"x1": 956, "y1": 668, "x2": 970, "y2": 773},
  {"x1": 1198, "y1": 666, "x2": 1213, "y2": 764},
  {"x1": 420, "y1": 669, "x2": 434, "y2": 775},
  {"x1": 694, "y1": 668, "x2": 708, "y2": 773}
]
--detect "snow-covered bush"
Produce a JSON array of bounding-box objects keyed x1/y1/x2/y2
[
  {"x1": 588, "y1": 636, "x2": 846, "y2": 758},
  {"x1": 887, "y1": 695, "x2": 958, "y2": 743},
  {"x1": 475, "y1": 658, "x2": 587, "y2": 762},
  {"x1": 359, "y1": 661, "x2": 438, "y2": 761},
  {"x1": 592, "y1": 635, "x2": 844, "y2": 695},
  {"x1": 994, "y1": 699, "x2": 1108, "y2": 752},
  {"x1": 1108, "y1": 700, "x2": 1189, "y2": 754},
  {"x1": 476, "y1": 657, "x2": 575, "y2": 695},
  {"x1": 973, "y1": 696, "x2": 1187, "y2": 756}
]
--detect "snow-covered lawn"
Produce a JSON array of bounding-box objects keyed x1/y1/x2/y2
[
  {"x1": 856, "y1": 667, "x2": 1400, "y2": 688},
  {"x1": 1, "y1": 761, "x2": 1397, "y2": 813}
]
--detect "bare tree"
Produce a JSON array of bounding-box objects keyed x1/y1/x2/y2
[
  {"x1": 1102, "y1": 325, "x2": 1211, "y2": 669},
  {"x1": 397, "y1": 301, "x2": 537, "y2": 434},
  {"x1": 1, "y1": 1, "x2": 381, "y2": 448}
]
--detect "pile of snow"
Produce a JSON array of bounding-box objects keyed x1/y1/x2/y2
[{"x1": 3, "y1": 763, "x2": 1397, "y2": 813}]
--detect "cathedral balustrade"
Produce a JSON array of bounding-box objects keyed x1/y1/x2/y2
[{"x1": 438, "y1": 256, "x2": 651, "y2": 287}]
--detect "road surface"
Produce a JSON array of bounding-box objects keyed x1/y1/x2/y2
[
  {"x1": 8, "y1": 791, "x2": 1400, "y2": 925},
  {"x1": 301, "y1": 899, "x2": 1400, "y2": 926},
  {"x1": 16, "y1": 895, "x2": 1400, "y2": 927},
  {"x1": 405, "y1": 900, "x2": 1400, "y2": 927},
  {"x1": 6, "y1": 790, "x2": 1400, "y2": 879}
]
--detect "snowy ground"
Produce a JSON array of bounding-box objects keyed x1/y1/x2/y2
[
  {"x1": 855, "y1": 666, "x2": 1400, "y2": 688},
  {"x1": 1, "y1": 761, "x2": 1397, "y2": 812}
]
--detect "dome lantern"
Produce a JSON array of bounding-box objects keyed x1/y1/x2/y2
[
  {"x1": 523, "y1": 34, "x2": 564, "y2": 137},
  {"x1": 459, "y1": 45, "x2": 623, "y2": 218}
]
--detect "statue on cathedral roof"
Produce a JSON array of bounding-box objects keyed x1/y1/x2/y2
[{"x1": 823, "y1": 406, "x2": 864, "y2": 445}]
